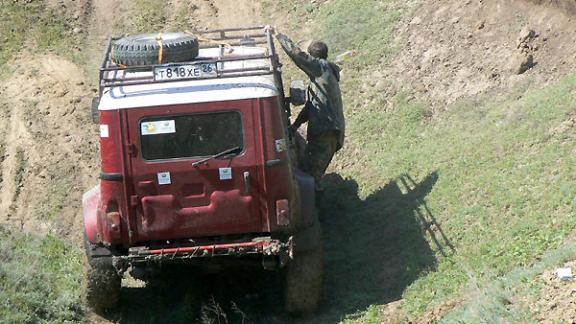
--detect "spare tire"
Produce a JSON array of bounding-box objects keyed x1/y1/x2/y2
[{"x1": 111, "y1": 32, "x2": 199, "y2": 66}]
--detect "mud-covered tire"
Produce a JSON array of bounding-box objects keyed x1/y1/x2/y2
[
  {"x1": 284, "y1": 220, "x2": 323, "y2": 315},
  {"x1": 111, "y1": 32, "x2": 199, "y2": 66},
  {"x1": 85, "y1": 257, "x2": 121, "y2": 312},
  {"x1": 90, "y1": 96, "x2": 99, "y2": 124},
  {"x1": 83, "y1": 235, "x2": 121, "y2": 312}
]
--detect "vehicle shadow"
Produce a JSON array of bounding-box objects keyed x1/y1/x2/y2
[
  {"x1": 312, "y1": 171, "x2": 449, "y2": 322},
  {"x1": 98, "y1": 171, "x2": 448, "y2": 323}
]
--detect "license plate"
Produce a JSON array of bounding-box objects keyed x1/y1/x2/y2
[{"x1": 153, "y1": 63, "x2": 217, "y2": 81}]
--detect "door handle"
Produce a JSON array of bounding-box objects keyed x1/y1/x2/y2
[{"x1": 243, "y1": 171, "x2": 251, "y2": 194}]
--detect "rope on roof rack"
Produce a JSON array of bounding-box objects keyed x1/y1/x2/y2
[
  {"x1": 155, "y1": 33, "x2": 164, "y2": 64},
  {"x1": 187, "y1": 30, "x2": 233, "y2": 51}
]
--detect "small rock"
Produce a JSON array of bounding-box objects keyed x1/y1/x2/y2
[
  {"x1": 511, "y1": 53, "x2": 535, "y2": 75},
  {"x1": 449, "y1": 17, "x2": 460, "y2": 24},
  {"x1": 73, "y1": 27, "x2": 82, "y2": 34},
  {"x1": 56, "y1": 89, "x2": 69, "y2": 97},
  {"x1": 557, "y1": 267, "x2": 573, "y2": 280},
  {"x1": 410, "y1": 17, "x2": 422, "y2": 25},
  {"x1": 518, "y1": 27, "x2": 536, "y2": 44},
  {"x1": 477, "y1": 21, "x2": 485, "y2": 30}
]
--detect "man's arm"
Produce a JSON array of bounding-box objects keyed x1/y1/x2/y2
[{"x1": 276, "y1": 33, "x2": 323, "y2": 78}]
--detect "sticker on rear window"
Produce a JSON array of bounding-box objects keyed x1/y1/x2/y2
[
  {"x1": 157, "y1": 172, "x2": 171, "y2": 185},
  {"x1": 219, "y1": 168, "x2": 232, "y2": 180},
  {"x1": 141, "y1": 120, "x2": 176, "y2": 136}
]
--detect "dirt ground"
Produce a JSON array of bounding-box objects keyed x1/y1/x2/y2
[
  {"x1": 529, "y1": 260, "x2": 576, "y2": 322},
  {"x1": 381, "y1": 0, "x2": 576, "y2": 112},
  {"x1": 1, "y1": 0, "x2": 576, "y2": 322},
  {"x1": 0, "y1": 54, "x2": 99, "y2": 238}
]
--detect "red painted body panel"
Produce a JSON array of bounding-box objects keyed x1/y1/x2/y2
[
  {"x1": 258, "y1": 98, "x2": 296, "y2": 231},
  {"x1": 90, "y1": 96, "x2": 299, "y2": 247}
]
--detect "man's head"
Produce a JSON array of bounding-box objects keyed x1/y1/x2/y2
[{"x1": 307, "y1": 41, "x2": 328, "y2": 59}]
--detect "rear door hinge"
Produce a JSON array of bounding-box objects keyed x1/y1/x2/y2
[
  {"x1": 130, "y1": 195, "x2": 140, "y2": 207},
  {"x1": 127, "y1": 143, "x2": 138, "y2": 156}
]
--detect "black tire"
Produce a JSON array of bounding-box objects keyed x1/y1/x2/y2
[
  {"x1": 284, "y1": 220, "x2": 323, "y2": 315},
  {"x1": 83, "y1": 236, "x2": 121, "y2": 312},
  {"x1": 112, "y1": 32, "x2": 199, "y2": 66},
  {"x1": 90, "y1": 96, "x2": 99, "y2": 124},
  {"x1": 85, "y1": 258, "x2": 121, "y2": 312}
]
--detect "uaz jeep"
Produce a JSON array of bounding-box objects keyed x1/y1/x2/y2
[{"x1": 82, "y1": 27, "x2": 322, "y2": 314}]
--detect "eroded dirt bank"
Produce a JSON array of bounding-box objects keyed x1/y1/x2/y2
[{"x1": 381, "y1": 0, "x2": 576, "y2": 111}]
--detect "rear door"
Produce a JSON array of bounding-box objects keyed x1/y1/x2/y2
[{"x1": 125, "y1": 100, "x2": 263, "y2": 242}]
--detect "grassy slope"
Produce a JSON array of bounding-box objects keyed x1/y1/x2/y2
[
  {"x1": 1, "y1": 0, "x2": 575, "y2": 322},
  {"x1": 278, "y1": 0, "x2": 576, "y2": 322},
  {"x1": 0, "y1": 228, "x2": 83, "y2": 322}
]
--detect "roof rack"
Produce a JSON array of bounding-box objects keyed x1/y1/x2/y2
[{"x1": 97, "y1": 26, "x2": 285, "y2": 101}]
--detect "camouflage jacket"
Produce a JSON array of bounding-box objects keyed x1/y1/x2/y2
[{"x1": 276, "y1": 33, "x2": 345, "y2": 150}]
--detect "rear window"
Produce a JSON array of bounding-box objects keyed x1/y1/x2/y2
[{"x1": 140, "y1": 111, "x2": 243, "y2": 161}]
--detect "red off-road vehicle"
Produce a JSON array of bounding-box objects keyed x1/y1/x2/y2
[{"x1": 82, "y1": 27, "x2": 321, "y2": 314}]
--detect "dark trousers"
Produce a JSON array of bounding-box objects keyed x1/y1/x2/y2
[{"x1": 301, "y1": 131, "x2": 338, "y2": 190}]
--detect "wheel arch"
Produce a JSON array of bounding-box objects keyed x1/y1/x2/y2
[
  {"x1": 294, "y1": 169, "x2": 317, "y2": 228},
  {"x1": 82, "y1": 185, "x2": 100, "y2": 244}
]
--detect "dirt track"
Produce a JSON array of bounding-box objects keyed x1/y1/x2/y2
[{"x1": 0, "y1": 0, "x2": 265, "y2": 241}]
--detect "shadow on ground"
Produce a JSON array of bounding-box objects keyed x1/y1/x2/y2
[
  {"x1": 314, "y1": 172, "x2": 444, "y2": 322},
  {"x1": 98, "y1": 172, "x2": 444, "y2": 323}
]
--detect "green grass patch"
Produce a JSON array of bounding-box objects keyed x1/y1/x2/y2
[
  {"x1": 0, "y1": 1, "x2": 82, "y2": 68},
  {"x1": 0, "y1": 1, "x2": 33, "y2": 66},
  {"x1": 303, "y1": 0, "x2": 576, "y2": 321},
  {"x1": 43, "y1": 179, "x2": 72, "y2": 222},
  {"x1": 369, "y1": 75, "x2": 576, "y2": 316},
  {"x1": 130, "y1": 0, "x2": 169, "y2": 33},
  {"x1": 315, "y1": 0, "x2": 402, "y2": 65},
  {"x1": 334, "y1": 69, "x2": 576, "y2": 319},
  {"x1": 0, "y1": 227, "x2": 84, "y2": 322}
]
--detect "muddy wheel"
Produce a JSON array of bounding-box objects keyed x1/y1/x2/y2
[
  {"x1": 284, "y1": 220, "x2": 323, "y2": 315},
  {"x1": 83, "y1": 236, "x2": 121, "y2": 312},
  {"x1": 85, "y1": 257, "x2": 121, "y2": 312}
]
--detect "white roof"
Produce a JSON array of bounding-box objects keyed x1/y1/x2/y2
[{"x1": 99, "y1": 47, "x2": 280, "y2": 110}]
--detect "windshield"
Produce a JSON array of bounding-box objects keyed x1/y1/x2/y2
[{"x1": 140, "y1": 111, "x2": 244, "y2": 161}]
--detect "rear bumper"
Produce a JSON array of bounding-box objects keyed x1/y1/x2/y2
[{"x1": 113, "y1": 236, "x2": 293, "y2": 270}]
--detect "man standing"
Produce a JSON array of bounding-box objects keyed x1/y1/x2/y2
[{"x1": 268, "y1": 27, "x2": 345, "y2": 192}]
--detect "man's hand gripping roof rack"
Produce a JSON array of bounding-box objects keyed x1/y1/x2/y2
[{"x1": 97, "y1": 26, "x2": 284, "y2": 99}]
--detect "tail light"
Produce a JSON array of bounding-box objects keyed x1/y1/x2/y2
[
  {"x1": 276, "y1": 199, "x2": 290, "y2": 226},
  {"x1": 106, "y1": 211, "x2": 121, "y2": 233}
]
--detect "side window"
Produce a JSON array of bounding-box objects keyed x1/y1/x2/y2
[{"x1": 140, "y1": 111, "x2": 243, "y2": 161}]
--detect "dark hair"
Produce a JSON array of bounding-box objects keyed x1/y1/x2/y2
[{"x1": 307, "y1": 41, "x2": 328, "y2": 59}]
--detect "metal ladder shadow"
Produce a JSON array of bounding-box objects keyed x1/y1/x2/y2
[{"x1": 399, "y1": 172, "x2": 456, "y2": 257}]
